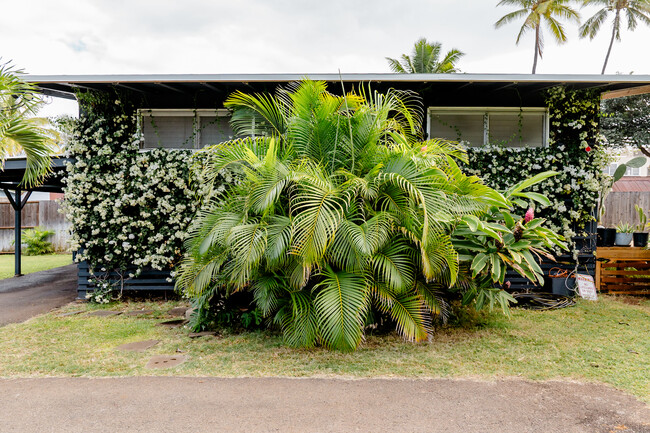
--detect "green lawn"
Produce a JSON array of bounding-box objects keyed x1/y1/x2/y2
[
  {"x1": 0, "y1": 296, "x2": 648, "y2": 402},
  {"x1": 0, "y1": 254, "x2": 73, "y2": 279}
]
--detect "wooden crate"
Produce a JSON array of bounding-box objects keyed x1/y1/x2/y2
[{"x1": 595, "y1": 247, "x2": 650, "y2": 295}]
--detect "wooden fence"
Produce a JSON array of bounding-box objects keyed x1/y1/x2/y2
[
  {"x1": 0, "y1": 200, "x2": 71, "y2": 252},
  {"x1": 600, "y1": 191, "x2": 650, "y2": 228}
]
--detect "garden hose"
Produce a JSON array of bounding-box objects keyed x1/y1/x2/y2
[{"x1": 512, "y1": 292, "x2": 576, "y2": 310}]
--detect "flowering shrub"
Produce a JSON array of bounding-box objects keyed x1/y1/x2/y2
[
  {"x1": 63, "y1": 92, "x2": 198, "y2": 279},
  {"x1": 85, "y1": 278, "x2": 117, "y2": 304},
  {"x1": 462, "y1": 87, "x2": 613, "y2": 253}
]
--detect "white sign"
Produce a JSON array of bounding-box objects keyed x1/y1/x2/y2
[{"x1": 575, "y1": 274, "x2": 598, "y2": 301}]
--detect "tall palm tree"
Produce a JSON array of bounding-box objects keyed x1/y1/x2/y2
[
  {"x1": 0, "y1": 61, "x2": 55, "y2": 187},
  {"x1": 579, "y1": 0, "x2": 650, "y2": 74},
  {"x1": 386, "y1": 38, "x2": 464, "y2": 73},
  {"x1": 495, "y1": 0, "x2": 581, "y2": 74}
]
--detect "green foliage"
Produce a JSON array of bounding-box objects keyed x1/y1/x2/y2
[
  {"x1": 634, "y1": 204, "x2": 648, "y2": 232},
  {"x1": 453, "y1": 176, "x2": 568, "y2": 315},
  {"x1": 188, "y1": 292, "x2": 264, "y2": 332},
  {"x1": 386, "y1": 38, "x2": 464, "y2": 73},
  {"x1": 615, "y1": 222, "x2": 634, "y2": 233},
  {"x1": 0, "y1": 60, "x2": 57, "y2": 187},
  {"x1": 177, "y1": 80, "x2": 563, "y2": 351},
  {"x1": 601, "y1": 94, "x2": 650, "y2": 154},
  {"x1": 20, "y1": 226, "x2": 55, "y2": 256}
]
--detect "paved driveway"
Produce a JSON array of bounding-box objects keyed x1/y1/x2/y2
[
  {"x1": 0, "y1": 377, "x2": 648, "y2": 433},
  {"x1": 0, "y1": 264, "x2": 77, "y2": 326}
]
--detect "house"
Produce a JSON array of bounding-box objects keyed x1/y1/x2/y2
[{"x1": 24, "y1": 73, "x2": 650, "y2": 297}]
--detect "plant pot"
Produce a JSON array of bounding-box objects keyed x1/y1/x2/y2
[
  {"x1": 633, "y1": 232, "x2": 649, "y2": 248},
  {"x1": 615, "y1": 233, "x2": 633, "y2": 246},
  {"x1": 552, "y1": 277, "x2": 575, "y2": 296},
  {"x1": 597, "y1": 227, "x2": 605, "y2": 247},
  {"x1": 599, "y1": 228, "x2": 616, "y2": 247}
]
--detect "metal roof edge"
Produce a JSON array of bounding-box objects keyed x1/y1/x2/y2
[{"x1": 24, "y1": 72, "x2": 650, "y2": 84}]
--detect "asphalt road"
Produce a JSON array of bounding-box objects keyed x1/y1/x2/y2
[
  {"x1": 0, "y1": 264, "x2": 77, "y2": 326},
  {"x1": 0, "y1": 377, "x2": 648, "y2": 433}
]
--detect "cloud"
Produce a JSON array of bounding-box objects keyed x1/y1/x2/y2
[{"x1": 0, "y1": 0, "x2": 647, "y2": 77}]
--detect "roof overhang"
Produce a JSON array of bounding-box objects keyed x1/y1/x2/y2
[
  {"x1": 26, "y1": 73, "x2": 650, "y2": 101},
  {"x1": 0, "y1": 157, "x2": 70, "y2": 193}
]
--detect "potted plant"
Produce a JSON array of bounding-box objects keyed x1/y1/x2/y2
[
  {"x1": 615, "y1": 222, "x2": 634, "y2": 246},
  {"x1": 597, "y1": 226, "x2": 617, "y2": 247},
  {"x1": 633, "y1": 205, "x2": 649, "y2": 248}
]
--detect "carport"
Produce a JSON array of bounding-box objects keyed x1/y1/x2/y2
[{"x1": 0, "y1": 156, "x2": 70, "y2": 276}]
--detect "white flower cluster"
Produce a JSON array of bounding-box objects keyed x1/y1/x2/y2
[
  {"x1": 85, "y1": 279, "x2": 114, "y2": 304},
  {"x1": 62, "y1": 112, "x2": 199, "y2": 277}
]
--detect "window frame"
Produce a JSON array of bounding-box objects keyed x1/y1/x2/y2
[
  {"x1": 137, "y1": 108, "x2": 232, "y2": 150},
  {"x1": 427, "y1": 106, "x2": 550, "y2": 147}
]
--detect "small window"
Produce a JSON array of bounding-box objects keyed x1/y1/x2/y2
[
  {"x1": 428, "y1": 107, "x2": 548, "y2": 147},
  {"x1": 139, "y1": 109, "x2": 233, "y2": 150}
]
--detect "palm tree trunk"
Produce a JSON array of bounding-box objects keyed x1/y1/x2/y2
[
  {"x1": 602, "y1": 10, "x2": 620, "y2": 74},
  {"x1": 532, "y1": 25, "x2": 540, "y2": 74}
]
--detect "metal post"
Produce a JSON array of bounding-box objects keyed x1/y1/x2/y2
[
  {"x1": 3, "y1": 188, "x2": 31, "y2": 277},
  {"x1": 14, "y1": 187, "x2": 21, "y2": 276}
]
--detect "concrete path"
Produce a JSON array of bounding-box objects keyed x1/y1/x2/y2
[
  {"x1": 0, "y1": 264, "x2": 77, "y2": 326},
  {"x1": 0, "y1": 377, "x2": 648, "y2": 432}
]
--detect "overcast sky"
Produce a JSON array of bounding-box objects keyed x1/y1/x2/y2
[{"x1": 2, "y1": 0, "x2": 649, "y2": 116}]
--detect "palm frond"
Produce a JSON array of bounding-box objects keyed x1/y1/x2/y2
[
  {"x1": 372, "y1": 285, "x2": 430, "y2": 342},
  {"x1": 224, "y1": 90, "x2": 287, "y2": 137},
  {"x1": 314, "y1": 266, "x2": 370, "y2": 350},
  {"x1": 275, "y1": 290, "x2": 319, "y2": 348}
]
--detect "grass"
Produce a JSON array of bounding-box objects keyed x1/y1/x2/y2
[
  {"x1": 0, "y1": 296, "x2": 648, "y2": 402},
  {"x1": 0, "y1": 254, "x2": 72, "y2": 279}
]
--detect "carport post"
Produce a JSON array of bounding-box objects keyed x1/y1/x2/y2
[
  {"x1": 14, "y1": 187, "x2": 21, "y2": 276},
  {"x1": 3, "y1": 188, "x2": 32, "y2": 277}
]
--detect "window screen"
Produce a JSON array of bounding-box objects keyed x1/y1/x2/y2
[
  {"x1": 142, "y1": 116, "x2": 195, "y2": 149},
  {"x1": 429, "y1": 113, "x2": 484, "y2": 145},
  {"x1": 429, "y1": 108, "x2": 547, "y2": 148},
  {"x1": 489, "y1": 112, "x2": 545, "y2": 147},
  {"x1": 199, "y1": 116, "x2": 235, "y2": 147}
]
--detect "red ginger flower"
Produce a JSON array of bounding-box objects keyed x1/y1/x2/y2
[{"x1": 525, "y1": 208, "x2": 534, "y2": 223}]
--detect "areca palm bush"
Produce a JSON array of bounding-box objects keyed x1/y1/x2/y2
[{"x1": 176, "y1": 80, "x2": 562, "y2": 351}]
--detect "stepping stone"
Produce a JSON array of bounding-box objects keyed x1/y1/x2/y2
[
  {"x1": 188, "y1": 331, "x2": 216, "y2": 338},
  {"x1": 145, "y1": 355, "x2": 187, "y2": 369},
  {"x1": 156, "y1": 319, "x2": 187, "y2": 328},
  {"x1": 87, "y1": 310, "x2": 122, "y2": 317},
  {"x1": 115, "y1": 340, "x2": 160, "y2": 352},
  {"x1": 124, "y1": 310, "x2": 154, "y2": 317},
  {"x1": 168, "y1": 307, "x2": 189, "y2": 317},
  {"x1": 57, "y1": 310, "x2": 84, "y2": 317}
]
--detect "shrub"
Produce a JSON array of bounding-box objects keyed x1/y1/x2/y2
[
  {"x1": 176, "y1": 80, "x2": 565, "y2": 351},
  {"x1": 21, "y1": 226, "x2": 55, "y2": 255}
]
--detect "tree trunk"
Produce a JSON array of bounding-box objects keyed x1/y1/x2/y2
[
  {"x1": 602, "y1": 11, "x2": 619, "y2": 74},
  {"x1": 532, "y1": 25, "x2": 540, "y2": 74}
]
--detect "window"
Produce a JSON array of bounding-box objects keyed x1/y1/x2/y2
[
  {"x1": 605, "y1": 163, "x2": 640, "y2": 176},
  {"x1": 428, "y1": 107, "x2": 549, "y2": 147},
  {"x1": 139, "y1": 109, "x2": 235, "y2": 150}
]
